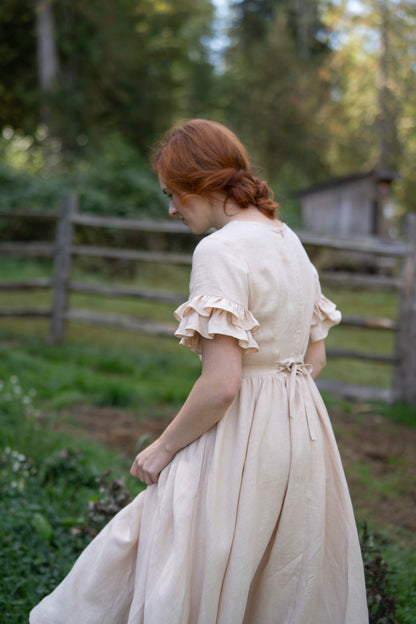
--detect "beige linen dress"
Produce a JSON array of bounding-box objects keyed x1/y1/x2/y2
[{"x1": 30, "y1": 220, "x2": 368, "y2": 624}]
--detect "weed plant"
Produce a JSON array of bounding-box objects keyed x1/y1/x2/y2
[
  {"x1": 0, "y1": 374, "x2": 142, "y2": 622},
  {"x1": 360, "y1": 523, "x2": 398, "y2": 623}
]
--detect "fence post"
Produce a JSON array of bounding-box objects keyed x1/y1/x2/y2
[
  {"x1": 49, "y1": 195, "x2": 77, "y2": 344},
  {"x1": 393, "y1": 213, "x2": 416, "y2": 407}
]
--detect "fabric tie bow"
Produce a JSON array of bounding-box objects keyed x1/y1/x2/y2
[{"x1": 276, "y1": 359, "x2": 317, "y2": 441}]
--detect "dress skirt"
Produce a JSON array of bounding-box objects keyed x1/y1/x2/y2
[{"x1": 30, "y1": 365, "x2": 368, "y2": 624}]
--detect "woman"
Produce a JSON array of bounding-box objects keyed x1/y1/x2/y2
[{"x1": 30, "y1": 119, "x2": 368, "y2": 623}]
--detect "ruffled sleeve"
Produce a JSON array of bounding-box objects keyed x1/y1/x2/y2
[
  {"x1": 173, "y1": 234, "x2": 260, "y2": 354},
  {"x1": 309, "y1": 270, "x2": 341, "y2": 343},
  {"x1": 174, "y1": 294, "x2": 260, "y2": 355}
]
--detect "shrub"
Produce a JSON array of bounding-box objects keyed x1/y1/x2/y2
[{"x1": 360, "y1": 523, "x2": 398, "y2": 624}]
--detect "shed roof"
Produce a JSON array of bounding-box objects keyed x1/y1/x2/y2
[{"x1": 297, "y1": 169, "x2": 400, "y2": 198}]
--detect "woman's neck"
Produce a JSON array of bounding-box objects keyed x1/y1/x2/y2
[{"x1": 210, "y1": 196, "x2": 279, "y2": 229}]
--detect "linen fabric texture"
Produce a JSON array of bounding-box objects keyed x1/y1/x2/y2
[{"x1": 30, "y1": 221, "x2": 368, "y2": 624}]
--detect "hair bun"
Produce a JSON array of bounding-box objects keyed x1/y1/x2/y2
[{"x1": 153, "y1": 119, "x2": 279, "y2": 219}]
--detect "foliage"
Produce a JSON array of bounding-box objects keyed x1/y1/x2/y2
[
  {"x1": 1, "y1": 0, "x2": 416, "y2": 214},
  {"x1": 0, "y1": 444, "x2": 132, "y2": 622},
  {"x1": 0, "y1": 131, "x2": 166, "y2": 218},
  {"x1": 0, "y1": 0, "x2": 216, "y2": 162},
  {"x1": 322, "y1": 0, "x2": 416, "y2": 211},
  {"x1": 0, "y1": 373, "x2": 143, "y2": 622},
  {"x1": 359, "y1": 523, "x2": 398, "y2": 624},
  {"x1": 222, "y1": 0, "x2": 332, "y2": 182},
  {"x1": 76, "y1": 471, "x2": 133, "y2": 538}
]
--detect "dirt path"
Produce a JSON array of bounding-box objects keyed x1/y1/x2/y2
[{"x1": 58, "y1": 402, "x2": 416, "y2": 534}]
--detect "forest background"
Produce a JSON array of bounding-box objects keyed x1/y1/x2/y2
[{"x1": 1, "y1": 0, "x2": 416, "y2": 220}]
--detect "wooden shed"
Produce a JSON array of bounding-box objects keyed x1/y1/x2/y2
[{"x1": 298, "y1": 170, "x2": 399, "y2": 238}]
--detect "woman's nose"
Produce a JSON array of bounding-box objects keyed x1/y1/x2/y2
[{"x1": 169, "y1": 202, "x2": 178, "y2": 217}]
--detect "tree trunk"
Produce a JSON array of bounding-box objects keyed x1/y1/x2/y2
[
  {"x1": 377, "y1": 0, "x2": 389, "y2": 168},
  {"x1": 35, "y1": 0, "x2": 60, "y2": 171}
]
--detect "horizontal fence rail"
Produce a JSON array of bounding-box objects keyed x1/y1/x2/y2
[
  {"x1": 1, "y1": 197, "x2": 416, "y2": 406},
  {"x1": 319, "y1": 271, "x2": 400, "y2": 292},
  {"x1": 65, "y1": 309, "x2": 176, "y2": 337},
  {"x1": 71, "y1": 244, "x2": 193, "y2": 265},
  {"x1": 0, "y1": 242, "x2": 55, "y2": 257}
]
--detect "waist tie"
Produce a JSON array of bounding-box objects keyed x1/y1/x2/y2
[{"x1": 276, "y1": 359, "x2": 317, "y2": 441}]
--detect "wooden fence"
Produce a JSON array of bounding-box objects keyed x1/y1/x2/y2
[{"x1": 1, "y1": 195, "x2": 415, "y2": 407}]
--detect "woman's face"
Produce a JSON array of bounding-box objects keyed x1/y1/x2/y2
[{"x1": 158, "y1": 177, "x2": 213, "y2": 235}]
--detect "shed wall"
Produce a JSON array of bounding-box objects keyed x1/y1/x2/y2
[{"x1": 301, "y1": 178, "x2": 375, "y2": 235}]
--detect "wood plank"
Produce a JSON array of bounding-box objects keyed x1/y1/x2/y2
[
  {"x1": 340, "y1": 314, "x2": 397, "y2": 331},
  {"x1": 297, "y1": 230, "x2": 406, "y2": 257},
  {"x1": 393, "y1": 213, "x2": 416, "y2": 406},
  {"x1": 66, "y1": 308, "x2": 177, "y2": 337},
  {"x1": 0, "y1": 279, "x2": 52, "y2": 290},
  {"x1": 70, "y1": 214, "x2": 191, "y2": 234},
  {"x1": 0, "y1": 242, "x2": 55, "y2": 257},
  {"x1": 317, "y1": 378, "x2": 393, "y2": 403},
  {"x1": 71, "y1": 245, "x2": 193, "y2": 265},
  {"x1": 0, "y1": 210, "x2": 57, "y2": 221},
  {"x1": 320, "y1": 271, "x2": 400, "y2": 291},
  {"x1": 0, "y1": 308, "x2": 50, "y2": 317},
  {"x1": 326, "y1": 348, "x2": 396, "y2": 363},
  {"x1": 70, "y1": 282, "x2": 186, "y2": 304},
  {"x1": 49, "y1": 195, "x2": 76, "y2": 344}
]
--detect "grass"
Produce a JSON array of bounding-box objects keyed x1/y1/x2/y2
[
  {"x1": 357, "y1": 519, "x2": 416, "y2": 624},
  {"x1": 321, "y1": 285, "x2": 397, "y2": 388},
  {"x1": 0, "y1": 333, "x2": 199, "y2": 411}
]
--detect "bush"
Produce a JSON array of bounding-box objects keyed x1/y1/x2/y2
[
  {"x1": 0, "y1": 130, "x2": 166, "y2": 218},
  {"x1": 0, "y1": 373, "x2": 141, "y2": 622},
  {"x1": 360, "y1": 523, "x2": 398, "y2": 624}
]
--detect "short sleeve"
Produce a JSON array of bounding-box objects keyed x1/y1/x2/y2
[
  {"x1": 309, "y1": 270, "x2": 342, "y2": 343},
  {"x1": 174, "y1": 235, "x2": 260, "y2": 354}
]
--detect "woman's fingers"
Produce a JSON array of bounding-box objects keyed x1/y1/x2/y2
[
  {"x1": 130, "y1": 440, "x2": 175, "y2": 484},
  {"x1": 130, "y1": 459, "x2": 155, "y2": 484}
]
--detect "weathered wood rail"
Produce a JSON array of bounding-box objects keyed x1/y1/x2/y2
[{"x1": 0, "y1": 197, "x2": 415, "y2": 406}]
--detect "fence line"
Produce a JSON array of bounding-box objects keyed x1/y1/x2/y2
[{"x1": 1, "y1": 197, "x2": 415, "y2": 406}]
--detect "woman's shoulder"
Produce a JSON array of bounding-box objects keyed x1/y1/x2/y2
[
  {"x1": 193, "y1": 226, "x2": 239, "y2": 258},
  {"x1": 193, "y1": 220, "x2": 306, "y2": 266}
]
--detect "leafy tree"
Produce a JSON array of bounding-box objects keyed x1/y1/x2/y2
[
  {"x1": 0, "y1": 0, "x2": 216, "y2": 161},
  {"x1": 322, "y1": 0, "x2": 416, "y2": 211},
  {"x1": 222, "y1": 0, "x2": 333, "y2": 182}
]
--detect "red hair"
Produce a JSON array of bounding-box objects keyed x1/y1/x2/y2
[{"x1": 152, "y1": 119, "x2": 278, "y2": 219}]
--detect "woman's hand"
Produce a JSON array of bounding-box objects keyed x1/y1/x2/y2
[
  {"x1": 130, "y1": 334, "x2": 242, "y2": 485},
  {"x1": 130, "y1": 438, "x2": 175, "y2": 485}
]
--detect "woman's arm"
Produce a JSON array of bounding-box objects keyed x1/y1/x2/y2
[
  {"x1": 130, "y1": 334, "x2": 242, "y2": 485},
  {"x1": 304, "y1": 338, "x2": 326, "y2": 380}
]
